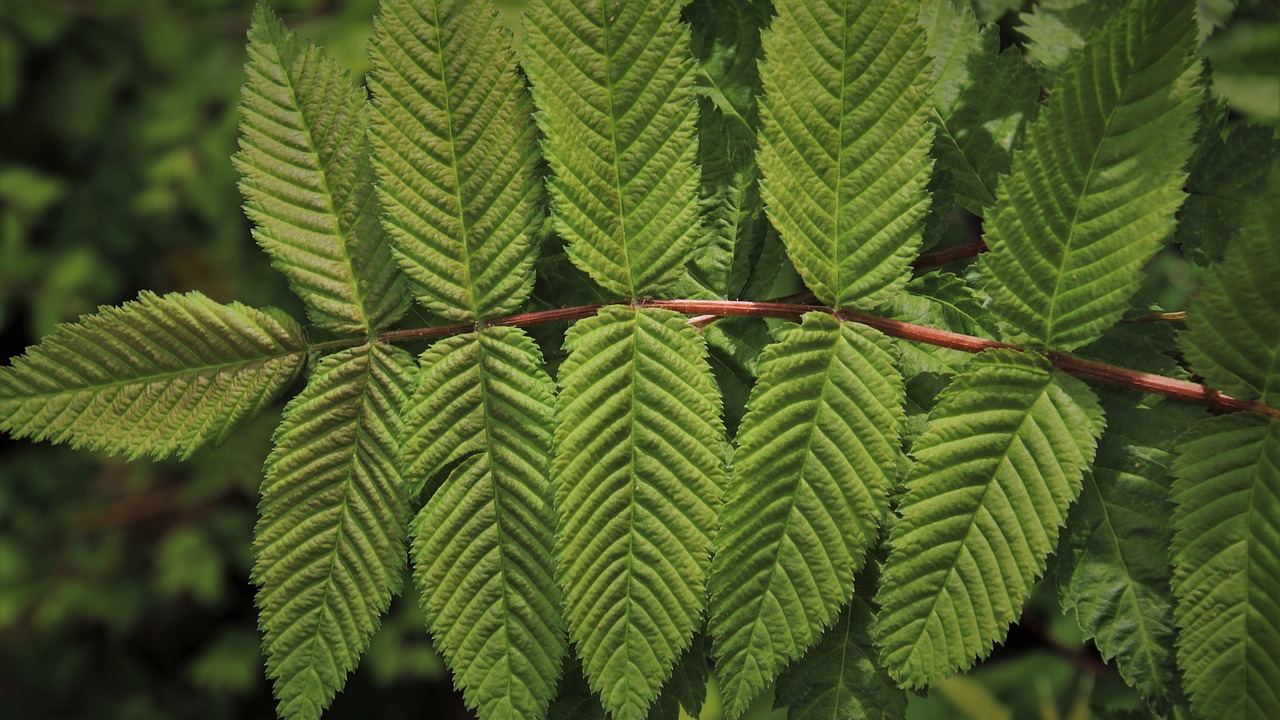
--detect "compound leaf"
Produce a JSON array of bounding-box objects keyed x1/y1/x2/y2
[
  {"x1": 402, "y1": 327, "x2": 564, "y2": 720},
  {"x1": 876, "y1": 349, "x2": 1104, "y2": 686},
  {"x1": 237, "y1": 6, "x2": 407, "y2": 334},
  {"x1": 709, "y1": 313, "x2": 903, "y2": 717},
  {"x1": 253, "y1": 342, "x2": 415, "y2": 720},
  {"x1": 523, "y1": 0, "x2": 702, "y2": 300},
  {"x1": 553, "y1": 306, "x2": 725, "y2": 720},
  {"x1": 0, "y1": 290, "x2": 307, "y2": 460},
  {"x1": 981, "y1": 0, "x2": 1201, "y2": 351},
  {"x1": 756, "y1": 0, "x2": 935, "y2": 309},
  {"x1": 1172, "y1": 414, "x2": 1280, "y2": 720},
  {"x1": 369, "y1": 0, "x2": 541, "y2": 321}
]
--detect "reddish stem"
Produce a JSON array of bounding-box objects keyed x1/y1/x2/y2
[{"x1": 370, "y1": 298, "x2": 1280, "y2": 421}]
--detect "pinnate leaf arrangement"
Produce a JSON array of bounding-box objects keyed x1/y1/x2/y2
[{"x1": 2, "y1": 0, "x2": 1278, "y2": 718}]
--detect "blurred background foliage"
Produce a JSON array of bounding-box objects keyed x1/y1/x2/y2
[{"x1": 0, "y1": 0, "x2": 1276, "y2": 718}]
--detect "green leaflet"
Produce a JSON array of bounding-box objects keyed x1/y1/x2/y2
[
  {"x1": 1180, "y1": 168, "x2": 1280, "y2": 406},
  {"x1": 981, "y1": 0, "x2": 1201, "y2": 351},
  {"x1": 774, "y1": 562, "x2": 906, "y2": 720},
  {"x1": 756, "y1": 0, "x2": 935, "y2": 309},
  {"x1": 875, "y1": 349, "x2": 1104, "y2": 686},
  {"x1": 253, "y1": 343, "x2": 415, "y2": 720},
  {"x1": 369, "y1": 0, "x2": 541, "y2": 321},
  {"x1": 522, "y1": 0, "x2": 702, "y2": 300},
  {"x1": 709, "y1": 312, "x2": 903, "y2": 717},
  {"x1": 0, "y1": 290, "x2": 306, "y2": 460},
  {"x1": 1172, "y1": 414, "x2": 1280, "y2": 720},
  {"x1": 922, "y1": 0, "x2": 1040, "y2": 215},
  {"x1": 236, "y1": 6, "x2": 407, "y2": 334},
  {"x1": 553, "y1": 306, "x2": 725, "y2": 720},
  {"x1": 673, "y1": 0, "x2": 783, "y2": 301},
  {"x1": 1056, "y1": 394, "x2": 1203, "y2": 714},
  {"x1": 401, "y1": 327, "x2": 564, "y2": 720}
]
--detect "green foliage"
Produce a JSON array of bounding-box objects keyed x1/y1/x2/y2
[
  {"x1": 1172, "y1": 415, "x2": 1280, "y2": 720},
  {"x1": 253, "y1": 342, "x2": 415, "y2": 720},
  {"x1": 1180, "y1": 171, "x2": 1280, "y2": 405},
  {"x1": 756, "y1": 0, "x2": 934, "y2": 309},
  {"x1": 774, "y1": 563, "x2": 906, "y2": 720},
  {"x1": 982, "y1": 0, "x2": 1201, "y2": 351},
  {"x1": 876, "y1": 349, "x2": 1105, "y2": 686},
  {"x1": 1055, "y1": 394, "x2": 1203, "y2": 712},
  {"x1": 5, "y1": 0, "x2": 1280, "y2": 719},
  {"x1": 522, "y1": 0, "x2": 702, "y2": 300},
  {"x1": 369, "y1": 0, "x2": 541, "y2": 321},
  {"x1": 238, "y1": 6, "x2": 408, "y2": 334},
  {"x1": 552, "y1": 306, "x2": 725, "y2": 720},
  {"x1": 0, "y1": 290, "x2": 307, "y2": 460},
  {"x1": 402, "y1": 328, "x2": 564, "y2": 719},
  {"x1": 709, "y1": 312, "x2": 902, "y2": 715}
]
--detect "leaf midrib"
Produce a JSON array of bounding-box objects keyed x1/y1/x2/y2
[
  {"x1": 600, "y1": 0, "x2": 636, "y2": 297},
  {"x1": 267, "y1": 24, "x2": 374, "y2": 334},
  {"x1": 428, "y1": 0, "x2": 482, "y2": 320}
]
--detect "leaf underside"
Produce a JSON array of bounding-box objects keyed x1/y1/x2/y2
[
  {"x1": 0, "y1": 290, "x2": 307, "y2": 460},
  {"x1": 980, "y1": 0, "x2": 1201, "y2": 351},
  {"x1": 756, "y1": 0, "x2": 935, "y2": 310},
  {"x1": 1172, "y1": 414, "x2": 1280, "y2": 720},
  {"x1": 709, "y1": 312, "x2": 903, "y2": 717},
  {"x1": 523, "y1": 0, "x2": 702, "y2": 300},
  {"x1": 237, "y1": 6, "x2": 407, "y2": 334},
  {"x1": 369, "y1": 0, "x2": 541, "y2": 321},
  {"x1": 875, "y1": 349, "x2": 1103, "y2": 686},
  {"x1": 253, "y1": 343, "x2": 415, "y2": 720},
  {"x1": 553, "y1": 306, "x2": 725, "y2": 720},
  {"x1": 402, "y1": 327, "x2": 564, "y2": 720}
]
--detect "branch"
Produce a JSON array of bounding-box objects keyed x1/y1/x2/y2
[{"x1": 360, "y1": 298, "x2": 1280, "y2": 421}]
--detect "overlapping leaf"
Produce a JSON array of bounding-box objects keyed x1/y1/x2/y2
[
  {"x1": 553, "y1": 306, "x2": 725, "y2": 720},
  {"x1": 981, "y1": 0, "x2": 1201, "y2": 351},
  {"x1": 709, "y1": 313, "x2": 903, "y2": 717},
  {"x1": 756, "y1": 0, "x2": 934, "y2": 309},
  {"x1": 401, "y1": 327, "x2": 564, "y2": 720},
  {"x1": 921, "y1": 0, "x2": 1040, "y2": 215},
  {"x1": 675, "y1": 0, "x2": 781, "y2": 301},
  {"x1": 523, "y1": 0, "x2": 702, "y2": 299},
  {"x1": 1019, "y1": 0, "x2": 1125, "y2": 69},
  {"x1": 369, "y1": 0, "x2": 541, "y2": 320},
  {"x1": 775, "y1": 563, "x2": 906, "y2": 720},
  {"x1": 0, "y1": 291, "x2": 307, "y2": 460},
  {"x1": 253, "y1": 343, "x2": 415, "y2": 720},
  {"x1": 1056, "y1": 394, "x2": 1203, "y2": 713},
  {"x1": 875, "y1": 350, "x2": 1104, "y2": 686},
  {"x1": 1181, "y1": 167, "x2": 1280, "y2": 406},
  {"x1": 237, "y1": 6, "x2": 406, "y2": 334},
  {"x1": 1172, "y1": 414, "x2": 1280, "y2": 720},
  {"x1": 1175, "y1": 95, "x2": 1279, "y2": 265}
]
